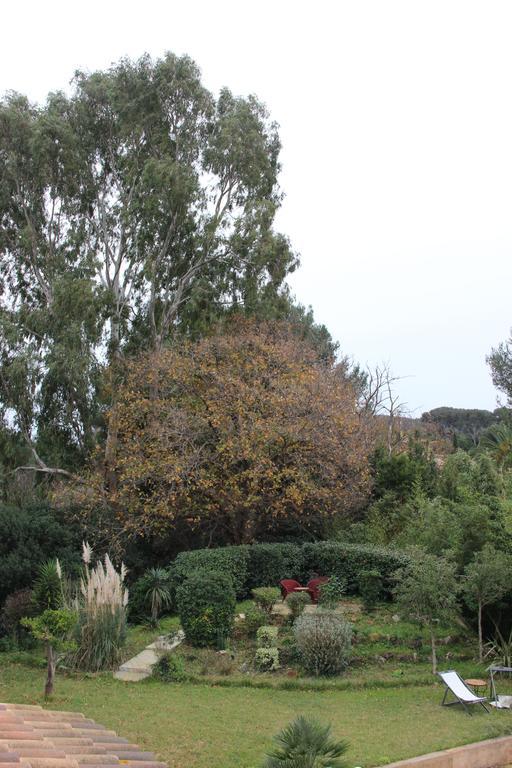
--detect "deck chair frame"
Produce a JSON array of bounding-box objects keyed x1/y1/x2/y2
[{"x1": 438, "y1": 670, "x2": 490, "y2": 716}]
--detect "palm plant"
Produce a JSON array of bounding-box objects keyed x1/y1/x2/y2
[
  {"x1": 480, "y1": 424, "x2": 512, "y2": 471},
  {"x1": 263, "y1": 716, "x2": 349, "y2": 768},
  {"x1": 144, "y1": 568, "x2": 173, "y2": 626}
]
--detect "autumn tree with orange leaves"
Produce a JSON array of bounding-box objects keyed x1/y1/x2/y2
[{"x1": 88, "y1": 323, "x2": 372, "y2": 548}]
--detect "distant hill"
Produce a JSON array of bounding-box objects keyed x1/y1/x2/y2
[{"x1": 421, "y1": 406, "x2": 512, "y2": 447}]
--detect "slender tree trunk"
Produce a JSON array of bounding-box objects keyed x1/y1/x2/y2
[
  {"x1": 430, "y1": 628, "x2": 437, "y2": 675},
  {"x1": 45, "y1": 642, "x2": 56, "y2": 699},
  {"x1": 478, "y1": 602, "x2": 483, "y2": 663}
]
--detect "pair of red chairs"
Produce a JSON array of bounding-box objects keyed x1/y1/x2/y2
[{"x1": 279, "y1": 577, "x2": 329, "y2": 604}]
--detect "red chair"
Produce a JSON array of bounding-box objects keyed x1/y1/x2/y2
[
  {"x1": 279, "y1": 579, "x2": 303, "y2": 600},
  {"x1": 307, "y1": 576, "x2": 330, "y2": 604}
]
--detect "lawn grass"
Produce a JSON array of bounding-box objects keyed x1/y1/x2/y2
[{"x1": 1, "y1": 663, "x2": 510, "y2": 768}]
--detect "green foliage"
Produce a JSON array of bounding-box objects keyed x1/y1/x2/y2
[
  {"x1": 252, "y1": 587, "x2": 280, "y2": 615},
  {"x1": 263, "y1": 715, "x2": 349, "y2": 768},
  {"x1": 462, "y1": 545, "x2": 511, "y2": 612},
  {"x1": 422, "y1": 407, "x2": 500, "y2": 446},
  {"x1": 153, "y1": 652, "x2": 187, "y2": 682},
  {"x1": 0, "y1": 503, "x2": 81, "y2": 607},
  {"x1": 487, "y1": 334, "x2": 512, "y2": 407},
  {"x1": 243, "y1": 604, "x2": 269, "y2": 636},
  {"x1": 358, "y1": 569, "x2": 383, "y2": 610},
  {"x1": 393, "y1": 551, "x2": 459, "y2": 673},
  {"x1": 485, "y1": 623, "x2": 512, "y2": 667},
  {"x1": 244, "y1": 543, "x2": 304, "y2": 591},
  {"x1": 255, "y1": 647, "x2": 280, "y2": 672},
  {"x1": 298, "y1": 542, "x2": 408, "y2": 597},
  {"x1": 0, "y1": 52, "x2": 298, "y2": 480},
  {"x1": 286, "y1": 591, "x2": 311, "y2": 620},
  {"x1": 0, "y1": 589, "x2": 36, "y2": 644},
  {"x1": 143, "y1": 568, "x2": 173, "y2": 624},
  {"x1": 32, "y1": 560, "x2": 63, "y2": 612},
  {"x1": 318, "y1": 577, "x2": 346, "y2": 608},
  {"x1": 174, "y1": 547, "x2": 248, "y2": 598},
  {"x1": 171, "y1": 541, "x2": 407, "y2": 600},
  {"x1": 176, "y1": 570, "x2": 236, "y2": 648},
  {"x1": 294, "y1": 611, "x2": 352, "y2": 677},
  {"x1": 462, "y1": 544, "x2": 511, "y2": 661},
  {"x1": 21, "y1": 609, "x2": 76, "y2": 647},
  {"x1": 256, "y1": 625, "x2": 278, "y2": 648}
]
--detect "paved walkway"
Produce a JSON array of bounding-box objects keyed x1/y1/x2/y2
[{"x1": 114, "y1": 631, "x2": 184, "y2": 682}]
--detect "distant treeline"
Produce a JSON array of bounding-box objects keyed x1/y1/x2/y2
[{"x1": 421, "y1": 406, "x2": 512, "y2": 448}]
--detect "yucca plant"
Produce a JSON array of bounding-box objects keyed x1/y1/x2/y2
[
  {"x1": 72, "y1": 542, "x2": 128, "y2": 671},
  {"x1": 32, "y1": 559, "x2": 64, "y2": 612},
  {"x1": 263, "y1": 716, "x2": 349, "y2": 768},
  {"x1": 144, "y1": 568, "x2": 173, "y2": 626}
]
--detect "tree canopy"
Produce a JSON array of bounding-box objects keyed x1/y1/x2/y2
[
  {"x1": 72, "y1": 322, "x2": 372, "y2": 549},
  {"x1": 0, "y1": 52, "x2": 320, "y2": 483}
]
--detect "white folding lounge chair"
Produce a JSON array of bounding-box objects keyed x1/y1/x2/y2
[{"x1": 438, "y1": 670, "x2": 490, "y2": 715}]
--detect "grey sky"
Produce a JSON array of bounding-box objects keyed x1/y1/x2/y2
[{"x1": 2, "y1": 0, "x2": 511, "y2": 415}]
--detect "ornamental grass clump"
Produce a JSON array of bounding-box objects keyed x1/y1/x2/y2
[
  {"x1": 293, "y1": 611, "x2": 352, "y2": 677},
  {"x1": 72, "y1": 542, "x2": 128, "y2": 671}
]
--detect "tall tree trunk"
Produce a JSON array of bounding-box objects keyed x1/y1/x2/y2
[
  {"x1": 45, "y1": 642, "x2": 56, "y2": 699},
  {"x1": 478, "y1": 601, "x2": 483, "y2": 663},
  {"x1": 430, "y1": 628, "x2": 437, "y2": 675}
]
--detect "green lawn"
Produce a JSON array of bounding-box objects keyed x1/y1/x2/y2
[{"x1": 0, "y1": 663, "x2": 509, "y2": 768}]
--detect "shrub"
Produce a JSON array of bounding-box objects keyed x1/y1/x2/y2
[
  {"x1": 243, "y1": 604, "x2": 268, "y2": 636},
  {"x1": 0, "y1": 503, "x2": 82, "y2": 608},
  {"x1": 263, "y1": 715, "x2": 349, "y2": 768},
  {"x1": 245, "y1": 543, "x2": 302, "y2": 591},
  {"x1": 286, "y1": 591, "x2": 311, "y2": 620},
  {"x1": 252, "y1": 587, "x2": 280, "y2": 615},
  {"x1": 255, "y1": 647, "x2": 280, "y2": 671},
  {"x1": 257, "y1": 625, "x2": 278, "y2": 648},
  {"x1": 358, "y1": 569, "x2": 382, "y2": 610},
  {"x1": 294, "y1": 611, "x2": 352, "y2": 676},
  {"x1": 73, "y1": 544, "x2": 128, "y2": 672},
  {"x1": 299, "y1": 541, "x2": 408, "y2": 596},
  {"x1": 169, "y1": 541, "x2": 409, "y2": 601},
  {"x1": 200, "y1": 649, "x2": 236, "y2": 676},
  {"x1": 318, "y1": 577, "x2": 346, "y2": 608},
  {"x1": 176, "y1": 570, "x2": 236, "y2": 647},
  {"x1": 1, "y1": 589, "x2": 36, "y2": 643},
  {"x1": 153, "y1": 652, "x2": 186, "y2": 682},
  {"x1": 173, "y1": 547, "x2": 248, "y2": 598}
]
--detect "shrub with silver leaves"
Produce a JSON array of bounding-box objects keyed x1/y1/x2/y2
[{"x1": 293, "y1": 610, "x2": 352, "y2": 676}]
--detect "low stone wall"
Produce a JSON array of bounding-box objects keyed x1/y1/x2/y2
[{"x1": 383, "y1": 735, "x2": 512, "y2": 768}]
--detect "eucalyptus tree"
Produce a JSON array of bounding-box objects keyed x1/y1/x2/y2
[{"x1": 0, "y1": 52, "x2": 297, "y2": 482}]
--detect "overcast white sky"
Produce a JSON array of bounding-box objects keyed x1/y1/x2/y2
[{"x1": 2, "y1": 0, "x2": 511, "y2": 414}]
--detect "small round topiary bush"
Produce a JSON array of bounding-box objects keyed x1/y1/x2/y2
[
  {"x1": 256, "y1": 625, "x2": 278, "y2": 648},
  {"x1": 176, "y1": 570, "x2": 236, "y2": 648},
  {"x1": 243, "y1": 604, "x2": 268, "y2": 636},
  {"x1": 286, "y1": 591, "x2": 310, "y2": 620},
  {"x1": 293, "y1": 610, "x2": 352, "y2": 676},
  {"x1": 252, "y1": 587, "x2": 280, "y2": 615},
  {"x1": 255, "y1": 647, "x2": 280, "y2": 671}
]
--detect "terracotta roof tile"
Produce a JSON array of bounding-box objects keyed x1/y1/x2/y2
[{"x1": 0, "y1": 706, "x2": 166, "y2": 768}]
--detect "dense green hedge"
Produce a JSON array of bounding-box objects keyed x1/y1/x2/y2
[
  {"x1": 0, "y1": 503, "x2": 82, "y2": 609},
  {"x1": 170, "y1": 541, "x2": 409, "y2": 600},
  {"x1": 176, "y1": 570, "x2": 236, "y2": 647}
]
